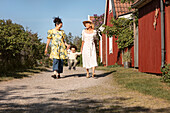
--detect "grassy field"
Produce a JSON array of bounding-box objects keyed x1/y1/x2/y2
[
  {"x1": 97, "y1": 66, "x2": 170, "y2": 101},
  {"x1": 0, "y1": 66, "x2": 50, "y2": 82}
]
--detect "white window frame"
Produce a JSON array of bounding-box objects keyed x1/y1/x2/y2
[
  {"x1": 109, "y1": 0, "x2": 112, "y2": 13},
  {"x1": 109, "y1": 36, "x2": 113, "y2": 54}
]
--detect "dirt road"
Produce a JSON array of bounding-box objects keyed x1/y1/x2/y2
[{"x1": 0, "y1": 67, "x2": 170, "y2": 113}]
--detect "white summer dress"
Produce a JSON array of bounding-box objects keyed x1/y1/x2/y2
[{"x1": 82, "y1": 29, "x2": 98, "y2": 69}]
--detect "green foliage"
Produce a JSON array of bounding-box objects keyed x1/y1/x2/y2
[
  {"x1": 65, "y1": 32, "x2": 73, "y2": 45},
  {"x1": 97, "y1": 67, "x2": 170, "y2": 101},
  {"x1": 0, "y1": 19, "x2": 46, "y2": 74},
  {"x1": 161, "y1": 64, "x2": 170, "y2": 83},
  {"x1": 72, "y1": 36, "x2": 82, "y2": 51},
  {"x1": 123, "y1": 51, "x2": 131, "y2": 62},
  {"x1": 97, "y1": 56, "x2": 104, "y2": 66},
  {"x1": 103, "y1": 18, "x2": 134, "y2": 50}
]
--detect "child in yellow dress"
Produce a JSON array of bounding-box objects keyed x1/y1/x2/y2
[{"x1": 45, "y1": 17, "x2": 69, "y2": 79}]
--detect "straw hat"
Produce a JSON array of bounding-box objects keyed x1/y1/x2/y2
[{"x1": 83, "y1": 20, "x2": 92, "y2": 27}]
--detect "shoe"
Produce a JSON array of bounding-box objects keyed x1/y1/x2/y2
[
  {"x1": 57, "y1": 75, "x2": 61, "y2": 79},
  {"x1": 68, "y1": 67, "x2": 71, "y2": 70},
  {"x1": 73, "y1": 67, "x2": 76, "y2": 70},
  {"x1": 51, "y1": 75, "x2": 57, "y2": 79}
]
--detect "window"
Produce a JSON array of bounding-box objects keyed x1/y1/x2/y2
[
  {"x1": 109, "y1": 36, "x2": 113, "y2": 54},
  {"x1": 109, "y1": 0, "x2": 112, "y2": 13}
]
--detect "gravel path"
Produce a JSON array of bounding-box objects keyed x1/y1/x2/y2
[{"x1": 0, "y1": 67, "x2": 170, "y2": 113}]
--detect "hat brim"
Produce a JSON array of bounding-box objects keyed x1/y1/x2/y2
[{"x1": 83, "y1": 20, "x2": 92, "y2": 27}]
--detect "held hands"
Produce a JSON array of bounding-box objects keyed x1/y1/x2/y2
[{"x1": 67, "y1": 44, "x2": 70, "y2": 50}]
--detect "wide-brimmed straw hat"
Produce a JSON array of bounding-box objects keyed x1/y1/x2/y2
[{"x1": 83, "y1": 20, "x2": 92, "y2": 27}]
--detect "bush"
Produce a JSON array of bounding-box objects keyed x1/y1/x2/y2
[
  {"x1": 161, "y1": 64, "x2": 170, "y2": 83},
  {"x1": 0, "y1": 19, "x2": 46, "y2": 74}
]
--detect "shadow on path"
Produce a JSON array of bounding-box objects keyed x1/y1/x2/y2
[
  {"x1": 0, "y1": 78, "x2": 170, "y2": 113},
  {"x1": 0, "y1": 92, "x2": 170, "y2": 113},
  {"x1": 62, "y1": 70, "x2": 116, "y2": 79},
  {"x1": 0, "y1": 67, "x2": 52, "y2": 80}
]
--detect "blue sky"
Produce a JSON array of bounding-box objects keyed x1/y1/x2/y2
[{"x1": 0, "y1": 0, "x2": 105, "y2": 43}]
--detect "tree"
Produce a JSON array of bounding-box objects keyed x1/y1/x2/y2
[
  {"x1": 65, "y1": 32, "x2": 73, "y2": 45},
  {"x1": 92, "y1": 14, "x2": 105, "y2": 66},
  {"x1": 92, "y1": 14, "x2": 104, "y2": 30},
  {"x1": 103, "y1": 18, "x2": 134, "y2": 50},
  {"x1": 0, "y1": 19, "x2": 46, "y2": 74},
  {"x1": 72, "y1": 36, "x2": 82, "y2": 51}
]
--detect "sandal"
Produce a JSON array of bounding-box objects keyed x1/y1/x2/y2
[
  {"x1": 86, "y1": 73, "x2": 90, "y2": 78},
  {"x1": 92, "y1": 73, "x2": 95, "y2": 78},
  {"x1": 92, "y1": 73, "x2": 97, "y2": 78}
]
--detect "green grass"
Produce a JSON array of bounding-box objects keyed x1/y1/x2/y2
[
  {"x1": 0, "y1": 66, "x2": 50, "y2": 82},
  {"x1": 97, "y1": 66, "x2": 170, "y2": 101}
]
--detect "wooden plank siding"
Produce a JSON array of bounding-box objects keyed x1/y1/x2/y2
[
  {"x1": 101, "y1": 0, "x2": 134, "y2": 66},
  {"x1": 165, "y1": 3, "x2": 170, "y2": 64},
  {"x1": 138, "y1": 0, "x2": 162, "y2": 73},
  {"x1": 106, "y1": 0, "x2": 123, "y2": 66}
]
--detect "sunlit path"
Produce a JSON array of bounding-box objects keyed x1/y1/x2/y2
[{"x1": 0, "y1": 67, "x2": 170, "y2": 113}]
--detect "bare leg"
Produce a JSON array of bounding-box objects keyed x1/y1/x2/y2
[
  {"x1": 73, "y1": 59, "x2": 78, "y2": 68},
  {"x1": 86, "y1": 68, "x2": 90, "y2": 78},
  {"x1": 51, "y1": 71, "x2": 57, "y2": 79},
  {"x1": 92, "y1": 67, "x2": 95, "y2": 77},
  {"x1": 54, "y1": 71, "x2": 57, "y2": 75}
]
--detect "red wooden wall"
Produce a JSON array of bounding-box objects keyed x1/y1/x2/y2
[
  {"x1": 138, "y1": 0, "x2": 162, "y2": 73},
  {"x1": 106, "y1": 0, "x2": 122, "y2": 66},
  {"x1": 102, "y1": 33, "x2": 106, "y2": 66},
  {"x1": 101, "y1": 0, "x2": 134, "y2": 66},
  {"x1": 165, "y1": 4, "x2": 170, "y2": 64}
]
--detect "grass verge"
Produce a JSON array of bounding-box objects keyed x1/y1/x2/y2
[
  {"x1": 0, "y1": 66, "x2": 50, "y2": 82},
  {"x1": 97, "y1": 66, "x2": 170, "y2": 101}
]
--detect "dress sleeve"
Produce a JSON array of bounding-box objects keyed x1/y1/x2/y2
[
  {"x1": 76, "y1": 52, "x2": 82, "y2": 55},
  {"x1": 47, "y1": 29, "x2": 52, "y2": 39},
  {"x1": 82, "y1": 30, "x2": 84, "y2": 41}
]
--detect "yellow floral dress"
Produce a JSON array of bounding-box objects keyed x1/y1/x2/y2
[{"x1": 47, "y1": 29, "x2": 68, "y2": 59}]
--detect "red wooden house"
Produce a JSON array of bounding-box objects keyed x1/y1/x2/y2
[
  {"x1": 132, "y1": 0, "x2": 170, "y2": 73},
  {"x1": 100, "y1": 0, "x2": 134, "y2": 66}
]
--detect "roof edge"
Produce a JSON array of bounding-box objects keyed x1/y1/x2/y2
[
  {"x1": 131, "y1": 0, "x2": 152, "y2": 9},
  {"x1": 111, "y1": 0, "x2": 117, "y2": 18},
  {"x1": 103, "y1": 0, "x2": 108, "y2": 25},
  {"x1": 118, "y1": 12, "x2": 133, "y2": 17}
]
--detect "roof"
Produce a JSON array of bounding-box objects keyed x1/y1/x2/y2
[
  {"x1": 103, "y1": 0, "x2": 134, "y2": 25},
  {"x1": 131, "y1": 0, "x2": 152, "y2": 9},
  {"x1": 113, "y1": 0, "x2": 134, "y2": 17}
]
